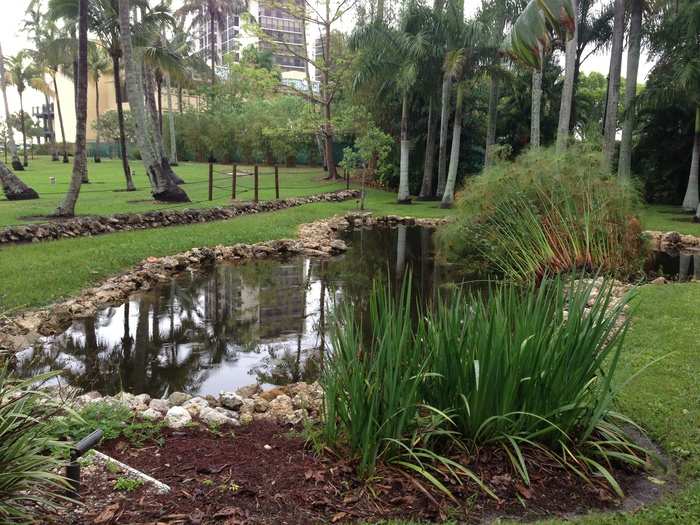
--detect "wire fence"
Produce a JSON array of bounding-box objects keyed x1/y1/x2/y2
[{"x1": 0, "y1": 162, "x2": 352, "y2": 229}]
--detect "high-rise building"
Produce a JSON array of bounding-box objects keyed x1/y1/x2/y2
[{"x1": 190, "y1": 0, "x2": 307, "y2": 80}]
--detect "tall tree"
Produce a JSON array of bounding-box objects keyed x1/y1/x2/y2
[
  {"x1": 0, "y1": 42, "x2": 27, "y2": 173},
  {"x1": 6, "y1": 51, "x2": 36, "y2": 167},
  {"x1": 88, "y1": 46, "x2": 111, "y2": 163},
  {"x1": 0, "y1": 42, "x2": 39, "y2": 200},
  {"x1": 502, "y1": 0, "x2": 577, "y2": 152},
  {"x1": 617, "y1": 0, "x2": 642, "y2": 178},
  {"x1": 484, "y1": 0, "x2": 507, "y2": 166},
  {"x1": 54, "y1": 0, "x2": 88, "y2": 216},
  {"x1": 176, "y1": 0, "x2": 247, "y2": 85},
  {"x1": 531, "y1": 64, "x2": 542, "y2": 147},
  {"x1": 118, "y1": 0, "x2": 189, "y2": 202},
  {"x1": 602, "y1": 0, "x2": 625, "y2": 169},
  {"x1": 49, "y1": 0, "x2": 140, "y2": 187}
]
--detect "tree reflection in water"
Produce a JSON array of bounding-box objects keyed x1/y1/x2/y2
[{"x1": 16, "y1": 226, "x2": 459, "y2": 397}]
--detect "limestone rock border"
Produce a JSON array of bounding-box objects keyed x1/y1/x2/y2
[{"x1": 0, "y1": 190, "x2": 360, "y2": 245}]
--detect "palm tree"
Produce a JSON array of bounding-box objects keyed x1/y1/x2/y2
[
  {"x1": 483, "y1": 0, "x2": 508, "y2": 167},
  {"x1": 531, "y1": 63, "x2": 543, "y2": 147},
  {"x1": 503, "y1": 0, "x2": 577, "y2": 152},
  {"x1": 617, "y1": 0, "x2": 643, "y2": 178},
  {"x1": 49, "y1": 0, "x2": 139, "y2": 188},
  {"x1": 350, "y1": 3, "x2": 431, "y2": 204},
  {"x1": 642, "y1": 1, "x2": 699, "y2": 212},
  {"x1": 0, "y1": 42, "x2": 32, "y2": 181},
  {"x1": 176, "y1": 0, "x2": 248, "y2": 85},
  {"x1": 5, "y1": 51, "x2": 36, "y2": 168},
  {"x1": 88, "y1": 46, "x2": 111, "y2": 163},
  {"x1": 54, "y1": 0, "x2": 88, "y2": 217},
  {"x1": 602, "y1": 0, "x2": 625, "y2": 169},
  {"x1": 117, "y1": 0, "x2": 190, "y2": 202}
]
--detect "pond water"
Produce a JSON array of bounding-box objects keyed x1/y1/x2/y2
[
  {"x1": 16, "y1": 226, "x2": 463, "y2": 397},
  {"x1": 646, "y1": 250, "x2": 700, "y2": 281}
]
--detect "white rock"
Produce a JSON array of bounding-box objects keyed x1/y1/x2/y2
[
  {"x1": 164, "y1": 406, "x2": 192, "y2": 429},
  {"x1": 139, "y1": 408, "x2": 163, "y2": 421},
  {"x1": 148, "y1": 399, "x2": 170, "y2": 413},
  {"x1": 200, "y1": 406, "x2": 238, "y2": 428},
  {"x1": 253, "y1": 398, "x2": 269, "y2": 413},
  {"x1": 182, "y1": 396, "x2": 209, "y2": 417},
  {"x1": 134, "y1": 393, "x2": 151, "y2": 406},
  {"x1": 239, "y1": 412, "x2": 253, "y2": 425},
  {"x1": 220, "y1": 391, "x2": 244, "y2": 410},
  {"x1": 214, "y1": 407, "x2": 239, "y2": 419},
  {"x1": 168, "y1": 392, "x2": 192, "y2": 406}
]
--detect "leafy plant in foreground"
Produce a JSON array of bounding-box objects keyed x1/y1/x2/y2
[
  {"x1": 322, "y1": 275, "x2": 648, "y2": 498},
  {"x1": 422, "y1": 277, "x2": 647, "y2": 495},
  {"x1": 0, "y1": 365, "x2": 75, "y2": 524}
]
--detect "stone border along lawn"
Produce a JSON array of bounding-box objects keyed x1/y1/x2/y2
[{"x1": 0, "y1": 190, "x2": 360, "y2": 245}]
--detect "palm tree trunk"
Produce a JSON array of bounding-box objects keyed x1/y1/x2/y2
[
  {"x1": 112, "y1": 54, "x2": 135, "y2": 190},
  {"x1": 418, "y1": 97, "x2": 437, "y2": 199},
  {"x1": 531, "y1": 66, "x2": 542, "y2": 148},
  {"x1": 398, "y1": 94, "x2": 411, "y2": 204},
  {"x1": 556, "y1": 2, "x2": 578, "y2": 154},
  {"x1": 144, "y1": 65, "x2": 184, "y2": 185},
  {"x1": 54, "y1": 0, "x2": 88, "y2": 217},
  {"x1": 484, "y1": 76, "x2": 500, "y2": 165},
  {"x1": 685, "y1": 105, "x2": 700, "y2": 213},
  {"x1": 118, "y1": 0, "x2": 189, "y2": 202},
  {"x1": 396, "y1": 224, "x2": 407, "y2": 277},
  {"x1": 51, "y1": 72, "x2": 69, "y2": 163},
  {"x1": 0, "y1": 161, "x2": 38, "y2": 199},
  {"x1": 441, "y1": 85, "x2": 464, "y2": 209},
  {"x1": 94, "y1": 77, "x2": 102, "y2": 163},
  {"x1": 603, "y1": 0, "x2": 625, "y2": 170},
  {"x1": 166, "y1": 73, "x2": 178, "y2": 165},
  {"x1": 19, "y1": 93, "x2": 27, "y2": 167},
  {"x1": 209, "y1": 7, "x2": 216, "y2": 85},
  {"x1": 436, "y1": 71, "x2": 452, "y2": 196},
  {"x1": 0, "y1": 42, "x2": 26, "y2": 174},
  {"x1": 157, "y1": 74, "x2": 163, "y2": 135},
  {"x1": 617, "y1": 0, "x2": 642, "y2": 178}
]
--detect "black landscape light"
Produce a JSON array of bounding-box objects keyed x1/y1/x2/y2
[{"x1": 66, "y1": 429, "x2": 103, "y2": 499}]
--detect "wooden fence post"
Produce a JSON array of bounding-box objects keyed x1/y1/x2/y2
[
  {"x1": 208, "y1": 162, "x2": 213, "y2": 201},
  {"x1": 254, "y1": 165, "x2": 259, "y2": 203},
  {"x1": 274, "y1": 165, "x2": 279, "y2": 199}
]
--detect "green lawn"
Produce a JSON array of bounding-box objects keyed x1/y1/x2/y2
[
  {"x1": 0, "y1": 156, "x2": 349, "y2": 227},
  {"x1": 641, "y1": 204, "x2": 700, "y2": 237}
]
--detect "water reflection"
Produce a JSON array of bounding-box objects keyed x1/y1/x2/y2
[
  {"x1": 16, "y1": 226, "x2": 458, "y2": 397},
  {"x1": 646, "y1": 250, "x2": 700, "y2": 281}
]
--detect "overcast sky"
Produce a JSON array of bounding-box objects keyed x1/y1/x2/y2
[{"x1": 1, "y1": 0, "x2": 654, "y2": 120}]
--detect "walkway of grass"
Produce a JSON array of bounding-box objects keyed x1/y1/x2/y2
[{"x1": 0, "y1": 156, "x2": 348, "y2": 228}]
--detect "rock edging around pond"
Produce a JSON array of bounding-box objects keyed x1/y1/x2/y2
[
  {"x1": 0, "y1": 212, "x2": 448, "y2": 353},
  {"x1": 0, "y1": 190, "x2": 360, "y2": 245},
  {"x1": 74, "y1": 381, "x2": 324, "y2": 430},
  {"x1": 647, "y1": 230, "x2": 700, "y2": 253}
]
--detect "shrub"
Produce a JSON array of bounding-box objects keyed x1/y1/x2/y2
[
  {"x1": 440, "y1": 145, "x2": 646, "y2": 281},
  {"x1": 0, "y1": 365, "x2": 75, "y2": 523},
  {"x1": 322, "y1": 276, "x2": 647, "y2": 497}
]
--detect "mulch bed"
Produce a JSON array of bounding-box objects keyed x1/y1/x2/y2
[{"x1": 55, "y1": 421, "x2": 655, "y2": 525}]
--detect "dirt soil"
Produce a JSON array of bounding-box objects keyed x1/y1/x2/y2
[{"x1": 53, "y1": 421, "x2": 663, "y2": 525}]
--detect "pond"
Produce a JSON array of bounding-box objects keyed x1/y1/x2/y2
[
  {"x1": 15, "y1": 226, "x2": 464, "y2": 397},
  {"x1": 646, "y1": 250, "x2": 700, "y2": 281}
]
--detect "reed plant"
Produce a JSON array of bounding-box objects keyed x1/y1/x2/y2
[
  {"x1": 322, "y1": 275, "x2": 647, "y2": 497},
  {"x1": 440, "y1": 145, "x2": 646, "y2": 281}
]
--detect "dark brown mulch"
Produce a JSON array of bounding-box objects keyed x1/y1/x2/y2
[{"x1": 57, "y1": 421, "x2": 659, "y2": 525}]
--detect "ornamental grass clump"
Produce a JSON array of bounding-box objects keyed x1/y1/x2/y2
[
  {"x1": 322, "y1": 275, "x2": 647, "y2": 497},
  {"x1": 0, "y1": 365, "x2": 75, "y2": 524},
  {"x1": 440, "y1": 145, "x2": 646, "y2": 281}
]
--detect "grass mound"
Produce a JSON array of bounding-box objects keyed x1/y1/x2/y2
[{"x1": 439, "y1": 145, "x2": 646, "y2": 281}]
